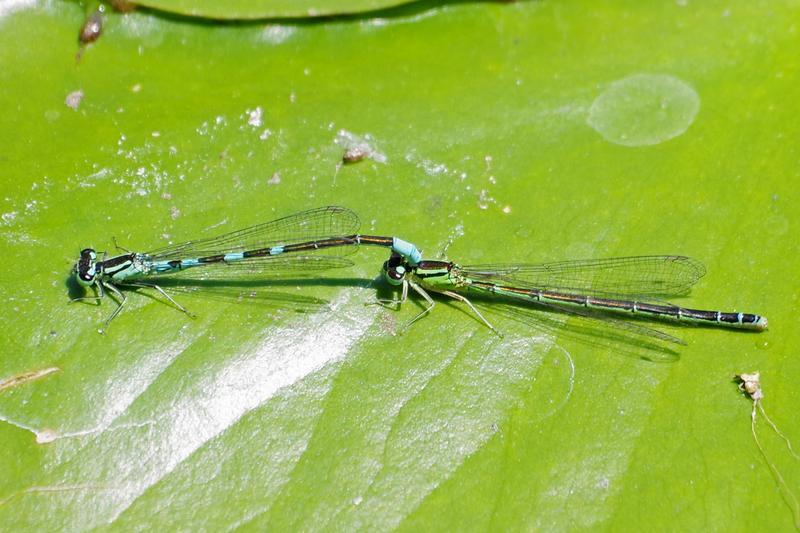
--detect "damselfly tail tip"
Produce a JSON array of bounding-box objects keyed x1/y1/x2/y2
[{"x1": 755, "y1": 316, "x2": 768, "y2": 331}]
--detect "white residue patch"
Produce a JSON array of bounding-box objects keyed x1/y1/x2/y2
[
  {"x1": 24, "y1": 199, "x2": 39, "y2": 213},
  {"x1": 259, "y1": 24, "x2": 295, "y2": 44},
  {"x1": 116, "y1": 10, "x2": 162, "y2": 43},
  {"x1": 405, "y1": 152, "x2": 451, "y2": 177},
  {"x1": 404, "y1": 150, "x2": 504, "y2": 210},
  {"x1": 246, "y1": 107, "x2": 263, "y2": 128},
  {"x1": 65, "y1": 90, "x2": 84, "y2": 110},
  {"x1": 76, "y1": 167, "x2": 110, "y2": 189},
  {"x1": 477, "y1": 189, "x2": 495, "y2": 210},
  {"x1": 99, "y1": 162, "x2": 172, "y2": 198},
  {"x1": 587, "y1": 73, "x2": 700, "y2": 147},
  {"x1": 1, "y1": 187, "x2": 50, "y2": 230},
  {"x1": 438, "y1": 222, "x2": 464, "y2": 258},
  {"x1": 0, "y1": 0, "x2": 37, "y2": 18},
  {"x1": 419, "y1": 159, "x2": 448, "y2": 176},
  {"x1": 335, "y1": 130, "x2": 387, "y2": 164},
  {"x1": 196, "y1": 116, "x2": 227, "y2": 136}
]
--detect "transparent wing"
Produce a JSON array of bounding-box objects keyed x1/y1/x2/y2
[
  {"x1": 461, "y1": 256, "x2": 706, "y2": 298},
  {"x1": 483, "y1": 300, "x2": 682, "y2": 362},
  {"x1": 128, "y1": 279, "x2": 331, "y2": 311},
  {"x1": 139, "y1": 255, "x2": 355, "y2": 280},
  {"x1": 530, "y1": 298, "x2": 684, "y2": 346},
  {"x1": 147, "y1": 206, "x2": 360, "y2": 260}
]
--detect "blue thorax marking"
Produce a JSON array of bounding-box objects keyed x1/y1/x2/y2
[{"x1": 392, "y1": 237, "x2": 422, "y2": 265}]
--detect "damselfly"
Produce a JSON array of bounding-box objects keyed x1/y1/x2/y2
[
  {"x1": 72, "y1": 206, "x2": 422, "y2": 332},
  {"x1": 380, "y1": 252, "x2": 767, "y2": 345}
]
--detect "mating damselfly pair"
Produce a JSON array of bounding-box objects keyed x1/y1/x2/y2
[{"x1": 72, "y1": 206, "x2": 767, "y2": 344}]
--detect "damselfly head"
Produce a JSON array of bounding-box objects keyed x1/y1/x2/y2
[
  {"x1": 382, "y1": 252, "x2": 407, "y2": 286},
  {"x1": 76, "y1": 248, "x2": 98, "y2": 286}
]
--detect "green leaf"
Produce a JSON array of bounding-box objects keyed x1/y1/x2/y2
[{"x1": 1, "y1": 0, "x2": 798, "y2": 530}]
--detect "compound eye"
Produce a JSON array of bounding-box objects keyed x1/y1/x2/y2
[
  {"x1": 80, "y1": 248, "x2": 96, "y2": 260},
  {"x1": 76, "y1": 248, "x2": 97, "y2": 286},
  {"x1": 386, "y1": 264, "x2": 406, "y2": 281},
  {"x1": 76, "y1": 268, "x2": 96, "y2": 286}
]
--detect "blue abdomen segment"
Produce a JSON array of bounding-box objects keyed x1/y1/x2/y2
[
  {"x1": 151, "y1": 251, "x2": 254, "y2": 274},
  {"x1": 392, "y1": 237, "x2": 422, "y2": 265},
  {"x1": 152, "y1": 258, "x2": 200, "y2": 273},
  {"x1": 151, "y1": 250, "x2": 261, "y2": 274}
]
